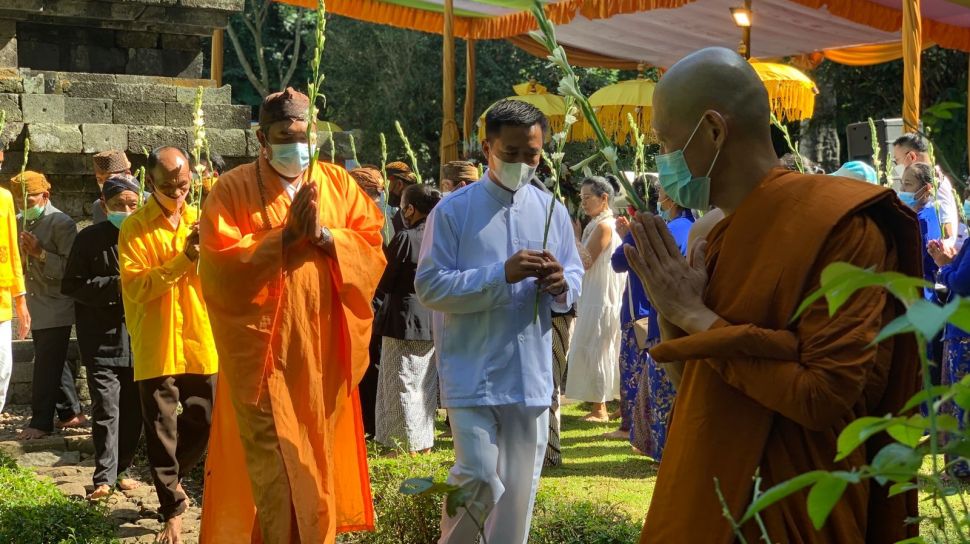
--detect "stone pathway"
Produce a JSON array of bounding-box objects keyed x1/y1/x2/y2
[{"x1": 0, "y1": 407, "x2": 203, "y2": 544}]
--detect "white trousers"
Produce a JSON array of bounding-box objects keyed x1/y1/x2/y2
[
  {"x1": 0, "y1": 321, "x2": 12, "y2": 413},
  {"x1": 439, "y1": 404, "x2": 549, "y2": 544}
]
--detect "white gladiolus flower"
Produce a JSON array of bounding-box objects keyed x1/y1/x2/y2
[
  {"x1": 551, "y1": 132, "x2": 565, "y2": 145},
  {"x1": 551, "y1": 152, "x2": 565, "y2": 162},
  {"x1": 557, "y1": 76, "x2": 583, "y2": 101},
  {"x1": 601, "y1": 146, "x2": 618, "y2": 166},
  {"x1": 567, "y1": 105, "x2": 579, "y2": 118},
  {"x1": 564, "y1": 113, "x2": 578, "y2": 126}
]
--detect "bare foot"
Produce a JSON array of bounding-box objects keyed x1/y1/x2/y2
[
  {"x1": 87, "y1": 485, "x2": 113, "y2": 501},
  {"x1": 155, "y1": 515, "x2": 182, "y2": 544},
  {"x1": 610, "y1": 409, "x2": 621, "y2": 420},
  {"x1": 56, "y1": 414, "x2": 89, "y2": 429},
  {"x1": 602, "y1": 429, "x2": 630, "y2": 439},
  {"x1": 117, "y1": 478, "x2": 141, "y2": 491},
  {"x1": 582, "y1": 414, "x2": 610, "y2": 423},
  {"x1": 18, "y1": 427, "x2": 49, "y2": 440},
  {"x1": 176, "y1": 482, "x2": 192, "y2": 507}
]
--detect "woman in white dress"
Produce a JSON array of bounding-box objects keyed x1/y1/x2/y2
[{"x1": 566, "y1": 176, "x2": 626, "y2": 422}]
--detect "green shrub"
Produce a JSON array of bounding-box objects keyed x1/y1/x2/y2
[
  {"x1": 0, "y1": 463, "x2": 117, "y2": 544},
  {"x1": 338, "y1": 453, "x2": 642, "y2": 544}
]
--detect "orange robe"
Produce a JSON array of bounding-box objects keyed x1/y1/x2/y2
[
  {"x1": 641, "y1": 169, "x2": 921, "y2": 544},
  {"x1": 197, "y1": 158, "x2": 385, "y2": 543}
]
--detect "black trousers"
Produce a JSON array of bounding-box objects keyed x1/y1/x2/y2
[
  {"x1": 87, "y1": 365, "x2": 142, "y2": 487},
  {"x1": 29, "y1": 326, "x2": 82, "y2": 432},
  {"x1": 359, "y1": 331, "x2": 381, "y2": 437},
  {"x1": 138, "y1": 373, "x2": 215, "y2": 520}
]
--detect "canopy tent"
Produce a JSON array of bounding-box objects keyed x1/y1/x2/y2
[{"x1": 265, "y1": 0, "x2": 970, "y2": 166}]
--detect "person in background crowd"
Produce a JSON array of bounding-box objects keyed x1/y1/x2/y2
[
  {"x1": 894, "y1": 133, "x2": 958, "y2": 245},
  {"x1": 611, "y1": 184, "x2": 692, "y2": 460},
  {"x1": 386, "y1": 161, "x2": 418, "y2": 233},
  {"x1": 628, "y1": 47, "x2": 919, "y2": 543},
  {"x1": 199, "y1": 152, "x2": 225, "y2": 198},
  {"x1": 566, "y1": 176, "x2": 626, "y2": 422},
  {"x1": 13, "y1": 171, "x2": 84, "y2": 440},
  {"x1": 374, "y1": 183, "x2": 441, "y2": 455},
  {"x1": 416, "y1": 99, "x2": 583, "y2": 543},
  {"x1": 92, "y1": 150, "x2": 132, "y2": 224},
  {"x1": 929, "y1": 224, "x2": 970, "y2": 481},
  {"x1": 778, "y1": 153, "x2": 823, "y2": 175},
  {"x1": 440, "y1": 160, "x2": 479, "y2": 194},
  {"x1": 831, "y1": 160, "x2": 879, "y2": 184},
  {"x1": 900, "y1": 163, "x2": 943, "y2": 300},
  {"x1": 119, "y1": 146, "x2": 218, "y2": 544},
  {"x1": 62, "y1": 174, "x2": 143, "y2": 501},
  {"x1": 350, "y1": 165, "x2": 389, "y2": 439},
  {"x1": 0, "y1": 155, "x2": 29, "y2": 414},
  {"x1": 198, "y1": 88, "x2": 384, "y2": 544}
]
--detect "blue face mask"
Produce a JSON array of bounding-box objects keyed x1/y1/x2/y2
[
  {"x1": 897, "y1": 191, "x2": 918, "y2": 208},
  {"x1": 963, "y1": 201, "x2": 970, "y2": 220},
  {"x1": 655, "y1": 116, "x2": 721, "y2": 211},
  {"x1": 107, "y1": 211, "x2": 130, "y2": 229},
  {"x1": 23, "y1": 204, "x2": 44, "y2": 221},
  {"x1": 656, "y1": 200, "x2": 672, "y2": 222},
  {"x1": 269, "y1": 143, "x2": 311, "y2": 178}
]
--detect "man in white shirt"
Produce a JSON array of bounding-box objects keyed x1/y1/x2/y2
[{"x1": 415, "y1": 100, "x2": 583, "y2": 544}]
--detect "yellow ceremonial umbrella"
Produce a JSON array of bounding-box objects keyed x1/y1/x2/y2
[
  {"x1": 749, "y1": 62, "x2": 818, "y2": 122},
  {"x1": 573, "y1": 77, "x2": 656, "y2": 144},
  {"x1": 477, "y1": 80, "x2": 567, "y2": 141}
]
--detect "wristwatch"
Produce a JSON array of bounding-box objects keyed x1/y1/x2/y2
[{"x1": 315, "y1": 226, "x2": 333, "y2": 248}]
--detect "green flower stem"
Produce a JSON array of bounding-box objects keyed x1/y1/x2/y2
[
  {"x1": 771, "y1": 113, "x2": 802, "y2": 173},
  {"x1": 19, "y1": 138, "x2": 30, "y2": 268},
  {"x1": 394, "y1": 120, "x2": 423, "y2": 184},
  {"x1": 305, "y1": 0, "x2": 327, "y2": 187}
]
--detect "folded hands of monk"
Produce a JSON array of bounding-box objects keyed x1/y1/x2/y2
[{"x1": 623, "y1": 213, "x2": 719, "y2": 335}]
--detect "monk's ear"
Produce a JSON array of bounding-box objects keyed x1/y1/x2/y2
[{"x1": 705, "y1": 110, "x2": 728, "y2": 149}]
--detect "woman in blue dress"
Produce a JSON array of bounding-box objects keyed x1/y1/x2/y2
[
  {"x1": 930, "y1": 193, "x2": 970, "y2": 480},
  {"x1": 610, "y1": 184, "x2": 693, "y2": 460}
]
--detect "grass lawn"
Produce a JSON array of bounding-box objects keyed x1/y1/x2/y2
[{"x1": 367, "y1": 401, "x2": 969, "y2": 542}]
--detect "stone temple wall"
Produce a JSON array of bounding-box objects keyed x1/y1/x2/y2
[{"x1": 0, "y1": 69, "x2": 256, "y2": 222}]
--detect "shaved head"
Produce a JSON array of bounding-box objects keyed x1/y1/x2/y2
[
  {"x1": 654, "y1": 47, "x2": 770, "y2": 137},
  {"x1": 147, "y1": 146, "x2": 191, "y2": 208},
  {"x1": 652, "y1": 47, "x2": 779, "y2": 213}
]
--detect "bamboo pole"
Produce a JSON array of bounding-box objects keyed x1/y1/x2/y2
[
  {"x1": 902, "y1": 0, "x2": 922, "y2": 132},
  {"x1": 440, "y1": 0, "x2": 460, "y2": 180},
  {"x1": 463, "y1": 39, "x2": 477, "y2": 158},
  {"x1": 211, "y1": 29, "x2": 225, "y2": 87}
]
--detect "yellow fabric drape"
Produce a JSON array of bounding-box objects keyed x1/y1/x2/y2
[
  {"x1": 788, "y1": 0, "x2": 970, "y2": 52},
  {"x1": 902, "y1": 0, "x2": 922, "y2": 132},
  {"x1": 823, "y1": 41, "x2": 936, "y2": 66}
]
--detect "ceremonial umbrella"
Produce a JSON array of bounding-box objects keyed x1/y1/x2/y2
[
  {"x1": 750, "y1": 61, "x2": 818, "y2": 122},
  {"x1": 572, "y1": 77, "x2": 656, "y2": 145},
  {"x1": 476, "y1": 80, "x2": 567, "y2": 140}
]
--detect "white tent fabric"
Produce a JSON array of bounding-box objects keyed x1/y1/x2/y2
[{"x1": 551, "y1": 0, "x2": 900, "y2": 67}]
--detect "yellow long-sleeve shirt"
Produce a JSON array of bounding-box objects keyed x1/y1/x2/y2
[
  {"x1": 119, "y1": 197, "x2": 218, "y2": 381},
  {"x1": 0, "y1": 188, "x2": 25, "y2": 322}
]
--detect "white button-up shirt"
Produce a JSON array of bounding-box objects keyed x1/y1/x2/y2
[{"x1": 416, "y1": 174, "x2": 583, "y2": 408}]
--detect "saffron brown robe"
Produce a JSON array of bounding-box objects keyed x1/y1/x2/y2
[
  {"x1": 197, "y1": 158, "x2": 384, "y2": 543},
  {"x1": 641, "y1": 168, "x2": 921, "y2": 543}
]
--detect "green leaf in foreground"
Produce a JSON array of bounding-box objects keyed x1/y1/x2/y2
[{"x1": 807, "y1": 474, "x2": 849, "y2": 530}]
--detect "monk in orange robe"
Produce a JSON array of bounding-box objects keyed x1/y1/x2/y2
[
  {"x1": 197, "y1": 88, "x2": 384, "y2": 543},
  {"x1": 625, "y1": 48, "x2": 920, "y2": 543}
]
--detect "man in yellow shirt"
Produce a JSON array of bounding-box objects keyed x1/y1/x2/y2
[
  {"x1": 0, "y1": 172, "x2": 30, "y2": 413},
  {"x1": 119, "y1": 146, "x2": 217, "y2": 544}
]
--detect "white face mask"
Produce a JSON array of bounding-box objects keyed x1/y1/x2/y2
[
  {"x1": 491, "y1": 155, "x2": 536, "y2": 191},
  {"x1": 892, "y1": 163, "x2": 906, "y2": 181}
]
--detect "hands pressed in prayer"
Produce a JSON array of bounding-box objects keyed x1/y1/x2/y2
[
  {"x1": 19, "y1": 232, "x2": 43, "y2": 259},
  {"x1": 184, "y1": 223, "x2": 201, "y2": 262},
  {"x1": 616, "y1": 216, "x2": 631, "y2": 238},
  {"x1": 623, "y1": 213, "x2": 718, "y2": 334},
  {"x1": 928, "y1": 239, "x2": 957, "y2": 267},
  {"x1": 284, "y1": 182, "x2": 320, "y2": 247}
]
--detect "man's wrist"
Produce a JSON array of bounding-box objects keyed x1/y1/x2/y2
[
  {"x1": 674, "y1": 306, "x2": 719, "y2": 335},
  {"x1": 37, "y1": 249, "x2": 47, "y2": 262},
  {"x1": 314, "y1": 226, "x2": 333, "y2": 248}
]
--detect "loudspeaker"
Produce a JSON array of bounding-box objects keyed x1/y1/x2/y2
[{"x1": 846, "y1": 118, "x2": 909, "y2": 168}]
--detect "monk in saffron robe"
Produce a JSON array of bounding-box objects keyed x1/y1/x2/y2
[
  {"x1": 625, "y1": 48, "x2": 920, "y2": 543},
  {"x1": 197, "y1": 88, "x2": 384, "y2": 543}
]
